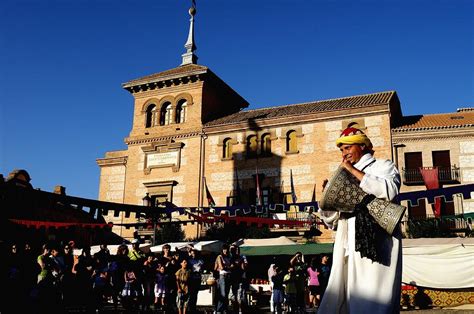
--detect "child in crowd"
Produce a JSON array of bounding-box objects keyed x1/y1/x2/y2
[
  {"x1": 175, "y1": 259, "x2": 191, "y2": 314},
  {"x1": 154, "y1": 265, "x2": 168, "y2": 310}
]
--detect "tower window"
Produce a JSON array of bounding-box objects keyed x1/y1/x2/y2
[
  {"x1": 160, "y1": 102, "x2": 172, "y2": 126},
  {"x1": 175, "y1": 99, "x2": 187, "y2": 124},
  {"x1": 286, "y1": 130, "x2": 298, "y2": 152},
  {"x1": 247, "y1": 135, "x2": 258, "y2": 157},
  {"x1": 145, "y1": 104, "x2": 157, "y2": 128},
  {"x1": 223, "y1": 138, "x2": 232, "y2": 159},
  {"x1": 261, "y1": 133, "x2": 271, "y2": 156}
]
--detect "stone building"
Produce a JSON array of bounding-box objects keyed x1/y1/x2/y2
[
  {"x1": 97, "y1": 5, "x2": 473, "y2": 241},
  {"x1": 392, "y1": 109, "x2": 474, "y2": 220}
]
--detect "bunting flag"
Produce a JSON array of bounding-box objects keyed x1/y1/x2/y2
[
  {"x1": 204, "y1": 177, "x2": 216, "y2": 207},
  {"x1": 311, "y1": 184, "x2": 316, "y2": 202},
  {"x1": 9, "y1": 219, "x2": 112, "y2": 229},
  {"x1": 290, "y1": 169, "x2": 297, "y2": 204},
  {"x1": 419, "y1": 167, "x2": 441, "y2": 217},
  {"x1": 256, "y1": 166, "x2": 262, "y2": 206}
]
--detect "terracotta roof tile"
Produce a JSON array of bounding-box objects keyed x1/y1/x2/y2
[
  {"x1": 205, "y1": 91, "x2": 396, "y2": 127},
  {"x1": 123, "y1": 64, "x2": 208, "y2": 87},
  {"x1": 393, "y1": 109, "x2": 474, "y2": 131}
]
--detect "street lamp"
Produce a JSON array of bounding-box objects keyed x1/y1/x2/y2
[
  {"x1": 142, "y1": 193, "x2": 152, "y2": 207},
  {"x1": 142, "y1": 193, "x2": 157, "y2": 245}
]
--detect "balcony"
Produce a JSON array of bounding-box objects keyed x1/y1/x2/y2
[{"x1": 402, "y1": 166, "x2": 461, "y2": 185}]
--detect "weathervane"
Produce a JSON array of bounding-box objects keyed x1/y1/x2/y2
[{"x1": 181, "y1": 0, "x2": 198, "y2": 65}]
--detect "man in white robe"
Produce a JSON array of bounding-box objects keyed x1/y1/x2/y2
[{"x1": 319, "y1": 125, "x2": 402, "y2": 314}]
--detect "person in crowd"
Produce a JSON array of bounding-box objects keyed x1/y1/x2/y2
[
  {"x1": 142, "y1": 252, "x2": 158, "y2": 311},
  {"x1": 93, "y1": 243, "x2": 111, "y2": 271},
  {"x1": 283, "y1": 266, "x2": 297, "y2": 313},
  {"x1": 175, "y1": 258, "x2": 191, "y2": 314},
  {"x1": 128, "y1": 239, "x2": 146, "y2": 265},
  {"x1": 307, "y1": 256, "x2": 321, "y2": 308},
  {"x1": 154, "y1": 265, "x2": 168, "y2": 310},
  {"x1": 109, "y1": 244, "x2": 129, "y2": 308},
  {"x1": 160, "y1": 243, "x2": 173, "y2": 266},
  {"x1": 188, "y1": 248, "x2": 204, "y2": 313},
  {"x1": 268, "y1": 259, "x2": 277, "y2": 312},
  {"x1": 214, "y1": 244, "x2": 232, "y2": 314},
  {"x1": 319, "y1": 255, "x2": 331, "y2": 298},
  {"x1": 271, "y1": 265, "x2": 285, "y2": 314},
  {"x1": 229, "y1": 244, "x2": 244, "y2": 310},
  {"x1": 121, "y1": 262, "x2": 142, "y2": 310},
  {"x1": 290, "y1": 252, "x2": 307, "y2": 312},
  {"x1": 318, "y1": 124, "x2": 403, "y2": 313}
]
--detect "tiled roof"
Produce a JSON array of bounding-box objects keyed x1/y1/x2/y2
[
  {"x1": 205, "y1": 91, "x2": 396, "y2": 127},
  {"x1": 123, "y1": 64, "x2": 208, "y2": 87},
  {"x1": 393, "y1": 109, "x2": 474, "y2": 131}
]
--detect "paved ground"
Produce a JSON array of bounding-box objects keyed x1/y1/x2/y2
[{"x1": 80, "y1": 303, "x2": 474, "y2": 313}]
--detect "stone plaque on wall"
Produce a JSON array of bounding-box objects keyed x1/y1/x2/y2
[
  {"x1": 142, "y1": 141, "x2": 184, "y2": 174},
  {"x1": 146, "y1": 151, "x2": 179, "y2": 167}
]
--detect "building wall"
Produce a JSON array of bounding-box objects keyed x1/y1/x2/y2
[{"x1": 393, "y1": 129, "x2": 474, "y2": 216}]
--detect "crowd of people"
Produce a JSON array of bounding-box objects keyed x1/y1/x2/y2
[
  {"x1": 2, "y1": 239, "x2": 332, "y2": 313},
  {"x1": 2, "y1": 240, "x2": 206, "y2": 313}
]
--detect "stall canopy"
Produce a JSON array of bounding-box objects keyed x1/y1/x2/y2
[
  {"x1": 194, "y1": 240, "x2": 223, "y2": 253},
  {"x1": 402, "y1": 237, "x2": 474, "y2": 289},
  {"x1": 150, "y1": 242, "x2": 193, "y2": 253},
  {"x1": 150, "y1": 240, "x2": 224, "y2": 254},
  {"x1": 238, "y1": 236, "x2": 297, "y2": 247},
  {"x1": 239, "y1": 243, "x2": 334, "y2": 256}
]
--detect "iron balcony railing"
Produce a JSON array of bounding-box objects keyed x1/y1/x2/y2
[{"x1": 402, "y1": 166, "x2": 461, "y2": 185}]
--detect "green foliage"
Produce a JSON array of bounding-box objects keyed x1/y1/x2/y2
[
  {"x1": 407, "y1": 218, "x2": 455, "y2": 238},
  {"x1": 154, "y1": 224, "x2": 185, "y2": 244},
  {"x1": 202, "y1": 222, "x2": 273, "y2": 243}
]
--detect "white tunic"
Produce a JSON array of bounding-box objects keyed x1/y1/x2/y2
[{"x1": 319, "y1": 153, "x2": 402, "y2": 314}]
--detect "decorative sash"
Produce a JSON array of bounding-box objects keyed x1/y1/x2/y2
[{"x1": 320, "y1": 166, "x2": 406, "y2": 235}]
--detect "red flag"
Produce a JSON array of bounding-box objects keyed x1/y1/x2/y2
[
  {"x1": 204, "y1": 177, "x2": 215, "y2": 207},
  {"x1": 419, "y1": 167, "x2": 441, "y2": 217}
]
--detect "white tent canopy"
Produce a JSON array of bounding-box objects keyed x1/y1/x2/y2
[
  {"x1": 150, "y1": 240, "x2": 224, "y2": 254},
  {"x1": 193, "y1": 240, "x2": 224, "y2": 253},
  {"x1": 238, "y1": 236, "x2": 296, "y2": 247},
  {"x1": 150, "y1": 242, "x2": 193, "y2": 253},
  {"x1": 402, "y1": 237, "x2": 474, "y2": 289}
]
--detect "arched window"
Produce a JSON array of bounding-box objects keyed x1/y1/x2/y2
[
  {"x1": 247, "y1": 135, "x2": 258, "y2": 157},
  {"x1": 175, "y1": 99, "x2": 187, "y2": 124},
  {"x1": 286, "y1": 130, "x2": 298, "y2": 152},
  {"x1": 145, "y1": 104, "x2": 157, "y2": 128},
  {"x1": 160, "y1": 102, "x2": 172, "y2": 126},
  {"x1": 223, "y1": 138, "x2": 232, "y2": 159},
  {"x1": 261, "y1": 133, "x2": 271, "y2": 156}
]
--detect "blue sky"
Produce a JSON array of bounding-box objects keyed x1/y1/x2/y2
[{"x1": 1, "y1": 0, "x2": 472, "y2": 200}]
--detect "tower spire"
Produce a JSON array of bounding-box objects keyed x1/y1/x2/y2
[{"x1": 181, "y1": 1, "x2": 198, "y2": 65}]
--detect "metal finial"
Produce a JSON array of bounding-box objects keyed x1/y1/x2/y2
[{"x1": 181, "y1": 1, "x2": 198, "y2": 65}]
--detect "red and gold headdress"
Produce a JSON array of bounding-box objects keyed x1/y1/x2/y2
[{"x1": 335, "y1": 123, "x2": 373, "y2": 148}]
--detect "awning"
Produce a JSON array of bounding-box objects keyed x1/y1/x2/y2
[
  {"x1": 239, "y1": 236, "x2": 297, "y2": 247},
  {"x1": 239, "y1": 243, "x2": 333, "y2": 256},
  {"x1": 150, "y1": 242, "x2": 193, "y2": 253}
]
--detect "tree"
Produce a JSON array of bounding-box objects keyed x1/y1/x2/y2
[{"x1": 154, "y1": 223, "x2": 185, "y2": 244}]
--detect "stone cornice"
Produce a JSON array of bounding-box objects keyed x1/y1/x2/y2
[
  {"x1": 392, "y1": 124, "x2": 474, "y2": 133},
  {"x1": 392, "y1": 127, "x2": 474, "y2": 141},
  {"x1": 123, "y1": 73, "x2": 205, "y2": 95},
  {"x1": 204, "y1": 105, "x2": 389, "y2": 135},
  {"x1": 96, "y1": 156, "x2": 128, "y2": 167},
  {"x1": 125, "y1": 130, "x2": 201, "y2": 146}
]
